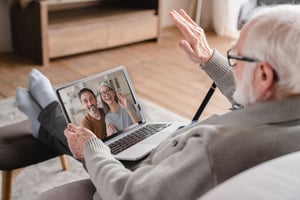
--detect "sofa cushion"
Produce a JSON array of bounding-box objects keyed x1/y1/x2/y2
[
  {"x1": 33, "y1": 179, "x2": 96, "y2": 200},
  {"x1": 0, "y1": 119, "x2": 59, "y2": 170},
  {"x1": 199, "y1": 151, "x2": 300, "y2": 200}
]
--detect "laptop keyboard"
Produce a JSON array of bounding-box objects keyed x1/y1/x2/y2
[{"x1": 108, "y1": 123, "x2": 171, "y2": 155}]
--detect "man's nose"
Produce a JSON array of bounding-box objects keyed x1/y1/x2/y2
[{"x1": 87, "y1": 100, "x2": 92, "y2": 106}]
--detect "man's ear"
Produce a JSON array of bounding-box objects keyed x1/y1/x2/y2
[{"x1": 253, "y1": 62, "x2": 277, "y2": 98}]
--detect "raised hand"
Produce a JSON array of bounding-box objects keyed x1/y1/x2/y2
[
  {"x1": 169, "y1": 9, "x2": 213, "y2": 65},
  {"x1": 106, "y1": 123, "x2": 118, "y2": 136},
  {"x1": 117, "y1": 93, "x2": 128, "y2": 110},
  {"x1": 117, "y1": 93, "x2": 139, "y2": 124}
]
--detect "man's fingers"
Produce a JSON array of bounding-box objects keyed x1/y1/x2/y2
[
  {"x1": 68, "y1": 123, "x2": 78, "y2": 131},
  {"x1": 170, "y1": 10, "x2": 189, "y2": 32},
  {"x1": 66, "y1": 124, "x2": 84, "y2": 137},
  {"x1": 64, "y1": 128, "x2": 71, "y2": 137},
  {"x1": 70, "y1": 147, "x2": 83, "y2": 159},
  {"x1": 170, "y1": 10, "x2": 199, "y2": 44},
  {"x1": 179, "y1": 40, "x2": 194, "y2": 55},
  {"x1": 179, "y1": 40, "x2": 202, "y2": 63},
  {"x1": 74, "y1": 152, "x2": 83, "y2": 159},
  {"x1": 179, "y1": 9, "x2": 198, "y2": 27}
]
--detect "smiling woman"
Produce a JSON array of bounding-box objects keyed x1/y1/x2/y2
[{"x1": 98, "y1": 81, "x2": 139, "y2": 136}]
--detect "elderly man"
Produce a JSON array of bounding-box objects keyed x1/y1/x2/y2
[
  {"x1": 17, "y1": 5, "x2": 300, "y2": 200},
  {"x1": 63, "y1": 5, "x2": 300, "y2": 199}
]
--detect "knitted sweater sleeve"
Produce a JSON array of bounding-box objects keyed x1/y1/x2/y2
[
  {"x1": 200, "y1": 49, "x2": 236, "y2": 104},
  {"x1": 83, "y1": 132, "x2": 214, "y2": 200}
]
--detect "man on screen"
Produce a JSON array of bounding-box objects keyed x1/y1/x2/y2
[{"x1": 78, "y1": 88, "x2": 107, "y2": 139}]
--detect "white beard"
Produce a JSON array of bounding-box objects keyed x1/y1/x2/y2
[
  {"x1": 88, "y1": 105, "x2": 98, "y2": 116},
  {"x1": 233, "y1": 72, "x2": 257, "y2": 106}
]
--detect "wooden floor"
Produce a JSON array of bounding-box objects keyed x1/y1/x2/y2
[{"x1": 0, "y1": 27, "x2": 235, "y2": 120}]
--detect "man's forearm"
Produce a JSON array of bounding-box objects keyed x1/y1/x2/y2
[{"x1": 200, "y1": 49, "x2": 236, "y2": 104}]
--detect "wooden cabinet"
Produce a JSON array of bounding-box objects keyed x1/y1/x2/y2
[{"x1": 10, "y1": 0, "x2": 160, "y2": 66}]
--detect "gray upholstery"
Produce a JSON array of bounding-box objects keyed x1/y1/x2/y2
[
  {"x1": 33, "y1": 179, "x2": 96, "y2": 200},
  {"x1": 199, "y1": 151, "x2": 300, "y2": 200},
  {"x1": 0, "y1": 119, "x2": 59, "y2": 170},
  {"x1": 33, "y1": 151, "x2": 300, "y2": 200},
  {"x1": 0, "y1": 97, "x2": 67, "y2": 200},
  {"x1": 238, "y1": 0, "x2": 300, "y2": 29}
]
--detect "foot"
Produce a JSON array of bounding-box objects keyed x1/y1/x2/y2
[
  {"x1": 16, "y1": 87, "x2": 41, "y2": 138},
  {"x1": 28, "y1": 69, "x2": 57, "y2": 108}
]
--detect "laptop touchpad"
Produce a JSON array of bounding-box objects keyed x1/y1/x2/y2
[{"x1": 116, "y1": 144, "x2": 155, "y2": 161}]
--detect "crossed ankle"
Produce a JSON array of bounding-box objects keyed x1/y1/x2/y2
[
  {"x1": 28, "y1": 69, "x2": 57, "y2": 108},
  {"x1": 15, "y1": 87, "x2": 41, "y2": 137}
]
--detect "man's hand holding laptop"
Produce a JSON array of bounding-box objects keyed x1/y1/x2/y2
[{"x1": 64, "y1": 123, "x2": 97, "y2": 159}]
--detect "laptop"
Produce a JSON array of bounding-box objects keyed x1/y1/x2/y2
[{"x1": 55, "y1": 66, "x2": 189, "y2": 161}]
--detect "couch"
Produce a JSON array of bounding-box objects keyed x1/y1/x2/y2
[
  {"x1": 33, "y1": 151, "x2": 300, "y2": 200},
  {"x1": 200, "y1": 150, "x2": 300, "y2": 200},
  {"x1": 238, "y1": 0, "x2": 300, "y2": 30}
]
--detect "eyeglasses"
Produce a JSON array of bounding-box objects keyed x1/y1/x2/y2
[
  {"x1": 100, "y1": 88, "x2": 112, "y2": 96},
  {"x1": 227, "y1": 49, "x2": 279, "y2": 81},
  {"x1": 227, "y1": 49, "x2": 260, "y2": 67}
]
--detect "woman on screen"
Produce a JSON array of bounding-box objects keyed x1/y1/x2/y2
[{"x1": 99, "y1": 81, "x2": 139, "y2": 136}]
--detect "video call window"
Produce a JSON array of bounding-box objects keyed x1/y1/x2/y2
[{"x1": 56, "y1": 68, "x2": 140, "y2": 127}]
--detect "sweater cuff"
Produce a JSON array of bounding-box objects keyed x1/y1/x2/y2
[
  {"x1": 200, "y1": 49, "x2": 231, "y2": 82},
  {"x1": 84, "y1": 137, "x2": 111, "y2": 154}
]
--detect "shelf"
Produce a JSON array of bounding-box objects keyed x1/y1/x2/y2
[
  {"x1": 48, "y1": 9, "x2": 158, "y2": 58},
  {"x1": 10, "y1": 0, "x2": 160, "y2": 66},
  {"x1": 48, "y1": 7, "x2": 156, "y2": 28}
]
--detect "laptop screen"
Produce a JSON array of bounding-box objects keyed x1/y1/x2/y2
[{"x1": 55, "y1": 66, "x2": 144, "y2": 137}]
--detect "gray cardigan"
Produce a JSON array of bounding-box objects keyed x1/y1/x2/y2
[{"x1": 83, "y1": 50, "x2": 300, "y2": 200}]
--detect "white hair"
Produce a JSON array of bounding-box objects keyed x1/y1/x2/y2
[{"x1": 242, "y1": 4, "x2": 300, "y2": 94}]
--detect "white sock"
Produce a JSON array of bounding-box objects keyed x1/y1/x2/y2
[
  {"x1": 16, "y1": 87, "x2": 41, "y2": 138},
  {"x1": 28, "y1": 69, "x2": 57, "y2": 108}
]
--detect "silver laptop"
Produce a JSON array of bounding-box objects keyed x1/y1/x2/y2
[{"x1": 55, "y1": 66, "x2": 189, "y2": 161}]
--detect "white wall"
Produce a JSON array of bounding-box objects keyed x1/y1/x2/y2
[
  {"x1": 212, "y1": 0, "x2": 248, "y2": 37},
  {"x1": 160, "y1": 0, "x2": 213, "y2": 30},
  {"x1": 160, "y1": 0, "x2": 192, "y2": 27},
  {"x1": 162, "y1": 0, "x2": 247, "y2": 37}
]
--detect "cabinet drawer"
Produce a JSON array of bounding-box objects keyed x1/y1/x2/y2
[
  {"x1": 48, "y1": 22, "x2": 108, "y2": 58},
  {"x1": 48, "y1": 10, "x2": 158, "y2": 58},
  {"x1": 107, "y1": 11, "x2": 158, "y2": 47}
]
